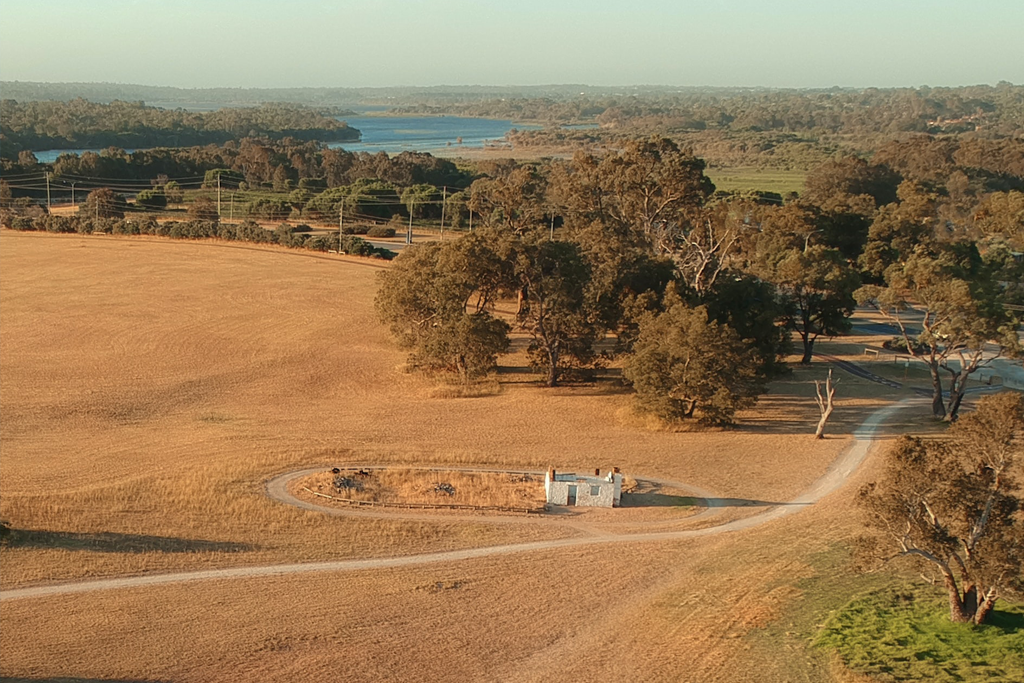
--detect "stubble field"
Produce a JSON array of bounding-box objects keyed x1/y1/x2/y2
[{"x1": 0, "y1": 231, "x2": 928, "y2": 682}]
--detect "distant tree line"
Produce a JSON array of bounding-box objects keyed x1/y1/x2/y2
[
  {"x1": 455, "y1": 84, "x2": 1024, "y2": 175},
  {"x1": 0, "y1": 100, "x2": 359, "y2": 156},
  {"x1": 394, "y1": 83, "x2": 1024, "y2": 136},
  {"x1": 3, "y1": 141, "x2": 471, "y2": 196}
]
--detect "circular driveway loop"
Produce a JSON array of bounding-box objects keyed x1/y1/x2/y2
[{"x1": 0, "y1": 398, "x2": 917, "y2": 602}]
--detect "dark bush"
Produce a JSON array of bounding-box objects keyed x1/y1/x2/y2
[
  {"x1": 298, "y1": 177, "x2": 327, "y2": 192},
  {"x1": 882, "y1": 336, "x2": 930, "y2": 355},
  {"x1": 246, "y1": 198, "x2": 291, "y2": 221},
  {"x1": 305, "y1": 234, "x2": 336, "y2": 252},
  {"x1": 38, "y1": 215, "x2": 76, "y2": 233},
  {"x1": 367, "y1": 225, "x2": 397, "y2": 238},
  {"x1": 135, "y1": 189, "x2": 167, "y2": 210},
  {"x1": 92, "y1": 218, "x2": 116, "y2": 234},
  {"x1": 339, "y1": 234, "x2": 375, "y2": 256},
  {"x1": 217, "y1": 222, "x2": 238, "y2": 240},
  {"x1": 234, "y1": 220, "x2": 271, "y2": 243},
  {"x1": 10, "y1": 216, "x2": 36, "y2": 231},
  {"x1": 135, "y1": 216, "x2": 159, "y2": 234},
  {"x1": 112, "y1": 219, "x2": 142, "y2": 235},
  {"x1": 170, "y1": 220, "x2": 217, "y2": 239}
]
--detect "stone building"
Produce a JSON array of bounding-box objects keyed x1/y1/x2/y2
[{"x1": 544, "y1": 468, "x2": 623, "y2": 508}]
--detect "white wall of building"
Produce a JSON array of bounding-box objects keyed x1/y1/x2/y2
[{"x1": 544, "y1": 470, "x2": 622, "y2": 507}]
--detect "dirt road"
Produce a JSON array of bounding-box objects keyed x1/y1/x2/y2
[{"x1": 0, "y1": 398, "x2": 916, "y2": 603}]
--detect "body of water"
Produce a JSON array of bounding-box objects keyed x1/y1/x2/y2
[
  {"x1": 329, "y1": 115, "x2": 536, "y2": 154},
  {"x1": 31, "y1": 115, "x2": 536, "y2": 163}
]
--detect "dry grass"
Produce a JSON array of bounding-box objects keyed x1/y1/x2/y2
[
  {"x1": 425, "y1": 376, "x2": 503, "y2": 399},
  {"x1": 0, "y1": 231, "x2": 914, "y2": 682},
  {"x1": 295, "y1": 468, "x2": 546, "y2": 509}
]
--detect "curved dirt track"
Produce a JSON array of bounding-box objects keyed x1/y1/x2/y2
[
  {"x1": 0, "y1": 398, "x2": 916, "y2": 602},
  {"x1": 265, "y1": 465, "x2": 724, "y2": 527}
]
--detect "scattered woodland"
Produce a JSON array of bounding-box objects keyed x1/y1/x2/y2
[
  {"x1": 376, "y1": 136, "x2": 1022, "y2": 426},
  {"x1": 1, "y1": 83, "x2": 1023, "y2": 680}
]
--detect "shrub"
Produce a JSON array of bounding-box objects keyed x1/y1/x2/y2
[
  {"x1": 187, "y1": 196, "x2": 219, "y2": 222},
  {"x1": 10, "y1": 216, "x2": 36, "y2": 231},
  {"x1": 169, "y1": 220, "x2": 217, "y2": 239},
  {"x1": 163, "y1": 181, "x2": 184, "y2": 204},
  {"x1": 273, "y1": 224, "x2": 311, "y2": 247},
  {"x1": 305, "y1": 234, "x2": 336, "y2": 252},
  {"x1": 36, "y1": 215, "x2": 76, "y2": 233},
  {"x1": 367, "y1": 225, "x2": 397, "y2": 238},
  {"x1": 339, "y1": 235, "x2": 376, "y2": 256},
  {"x1": 246, "y1": 198, "x2": 291, "y2": 221},
  {"x1": 234, "y1": 220, "x2": 271, "y2": 243},
  {"x1": 298, "y1": 177, "x2": 327, "y2": 192},
  {"x1": 112, "y1": 219, "x2": 142, "y2": 235},
  {"x1": 81, "y1": 188, "x2": 127, "y2": 219},
  {"x1": 135, "y1": 189, "x2": 167, "y2": 210},
  {"x1": 135, "y1": 216, "x2": 159, "y2": 234}
]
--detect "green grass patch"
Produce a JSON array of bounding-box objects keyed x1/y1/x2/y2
[
  {"x1": 706, "y1": 166, "x2": 807, "y2": 195},
  {"x1": 815, "y1": 585, "x2": 1024, "y2": 682}
]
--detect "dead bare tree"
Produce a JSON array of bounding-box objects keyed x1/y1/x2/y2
[
  {"x1": 674, "y1": 218, "x2": 740, "y2": 296},
  {"x1": 814, "y1": 367, "x2": 838, "y2": 439}
]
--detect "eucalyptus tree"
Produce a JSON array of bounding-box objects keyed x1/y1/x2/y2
[
  {"x1": 857, "y1": 242, "x2": 1020, "y2": 420},
  {"x1": 858, "y1": 392, "x2": 1024, "y2": 624}
]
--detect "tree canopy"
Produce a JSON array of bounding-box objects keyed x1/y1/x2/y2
[
  {"x1": 624, "y1": 291, "x2": 763, "y2": 426},
  {"x1": 857, "y1": 392, "x2": 1024, "y2": 625}
]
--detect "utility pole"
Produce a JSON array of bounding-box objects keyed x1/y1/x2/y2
[
  {"x1": 216, "y1": 174, "x2": 222, "y2": 217},
  {"x1": 230, "y1": 193, "x2": 234, "y2": 221},
  {"x1": 70, "y1": 182, "x2": 77, "y2": 208},
  {"x1": 407, "y1": 200, "x2": 413, "y2": 245},
  {"x1": 439, "y1": 186, "x2": 447, "y2": 241},
  {"x1": 550, "y1": 215, "x2": 555, "y2": 241},
  {"x1": 45, "y1": 173, "x2": 51, "y2": 211},
  {"x1": 338, "y1": 203, "x2": 345, "y2": 253},
  {"x1": 468, "y1": 209, "x2": 473, "y2": 232}
]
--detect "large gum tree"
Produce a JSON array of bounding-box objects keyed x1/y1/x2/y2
[{"x1": 858, "y1": 392, "x2": 1024, "y2": 625}]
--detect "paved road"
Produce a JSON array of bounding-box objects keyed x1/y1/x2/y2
[{"x1": 0, "y1": 398, "x2": 918, "y2": 602}]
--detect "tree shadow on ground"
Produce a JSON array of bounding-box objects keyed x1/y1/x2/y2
[
  {"x1": 733, "y1": 394, "x2": 895, "y2": 436},
  {"x1": 703, "y1": 497, "x2": 806, "y2": 508},
  {"x1": 987, "y1": 608, "x2": 1024, "y2": 634},
  {"x1": 620, "y1": 492, "x2": 799, "y2": 508},
  {"x1": 619, "y1": 492, "x2": 700, "y2": 507},
  {"x1": 2, "y1": 529, "x2": 255, "y2": 554}
]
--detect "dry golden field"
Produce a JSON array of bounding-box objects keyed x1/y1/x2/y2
[
  {"x1": 295, "y1": 467, "x2": 548, "y2": 509},
  {"x1": 0, "y1": 231, "x2": 934, "y2": 682}
]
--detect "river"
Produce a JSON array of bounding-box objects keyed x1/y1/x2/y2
[{"x1": 30, "y1": 115, "x2": 536, "y2": 163}]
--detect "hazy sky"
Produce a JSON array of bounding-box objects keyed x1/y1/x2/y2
[{"x1": 1, "y1": 0, "x2": 1021, "y2": 88}]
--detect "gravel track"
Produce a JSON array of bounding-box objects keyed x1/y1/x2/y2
[{"x1": 0, "y1": 398, "x2": 918, "y2": 602}]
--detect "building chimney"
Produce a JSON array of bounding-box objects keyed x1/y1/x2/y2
[{"x1": 612, "y1": 466, "x2": 620, "y2": 474}]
